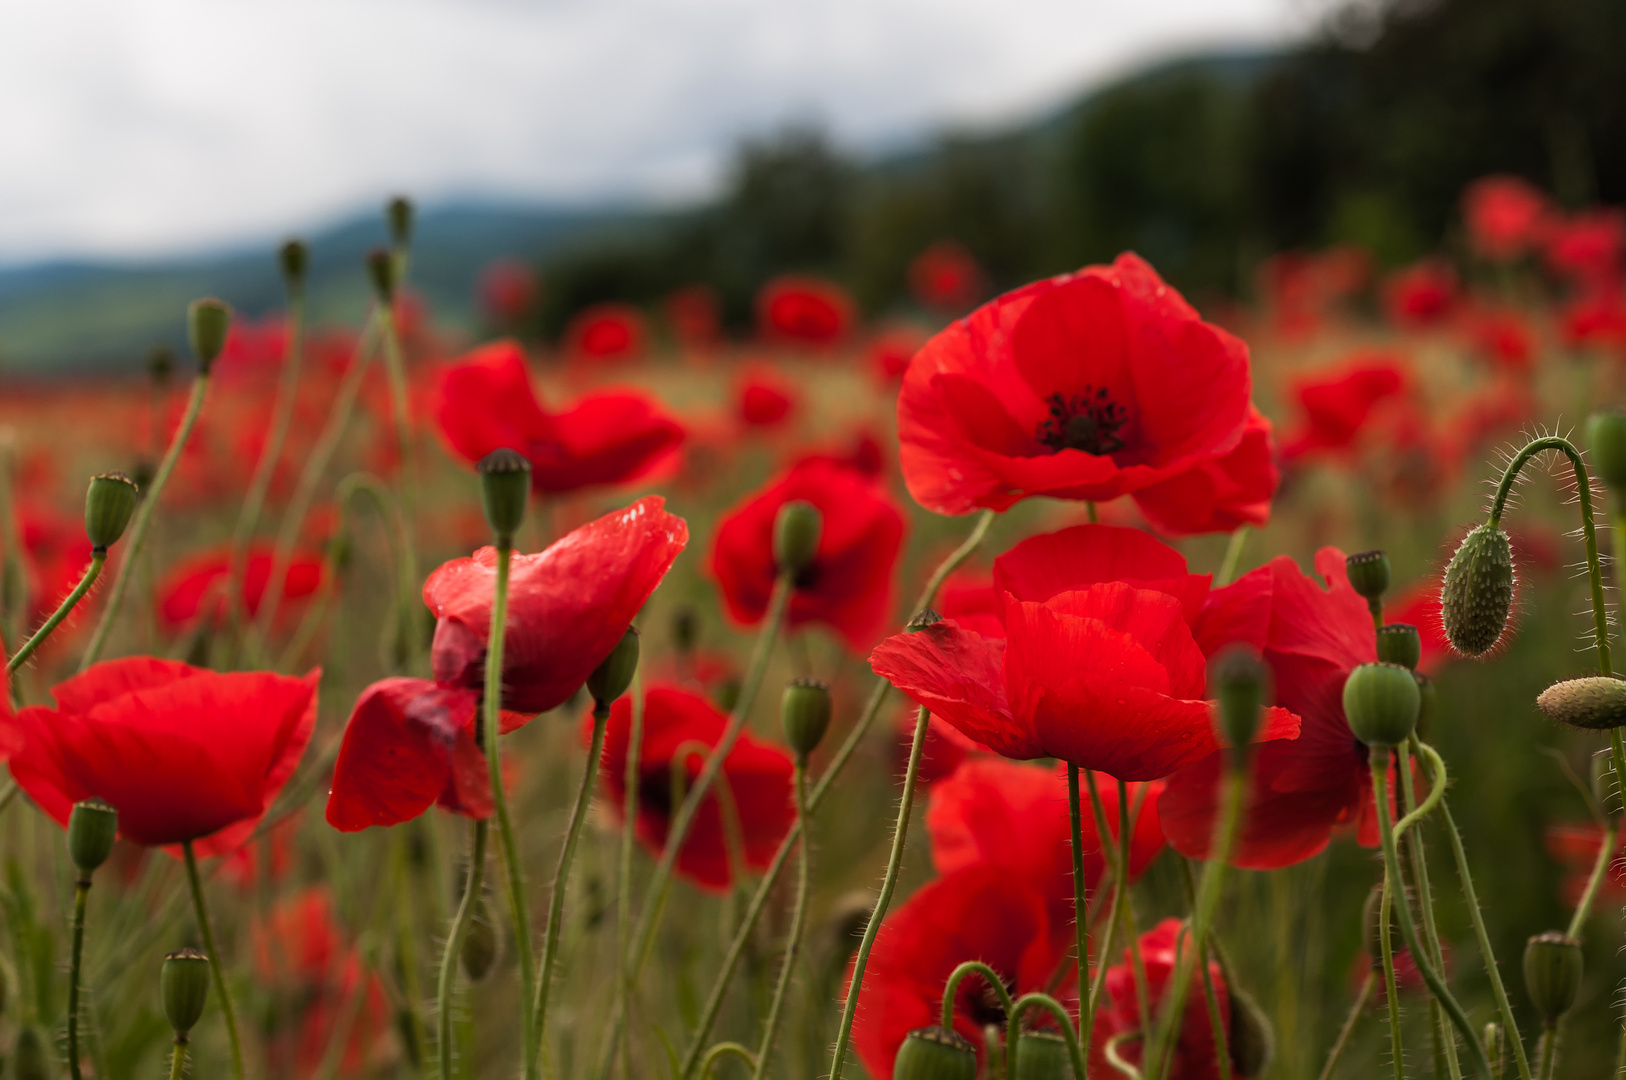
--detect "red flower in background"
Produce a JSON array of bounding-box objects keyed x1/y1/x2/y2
[
  {"x1": 1546, "y1": 822, "x2": 1626, "y2": 907},
  {"x1": 1385, "y1": 581, "x2": 1452, "y2": 675},
  {"x1": 3, "y1": 659, "x2": 318, "y2": 857},
  {"x1": 588, "y1": 685, "x2": 794, "y2": 892},
  {"x1": 736, "y1": 368, "x2": 797, "y2": 427},
  {"x1": 711, "y1": 460, "x2": 905, "y2": 652},
  {"x1": 898, "y1": 253, "x2": 1254, "y2": 515},
  {"x1": 1281, "y1": 355, "x2": 1407, "y2": 462},
  {"x1": 757, "y1": 275, "x2": 855, "y2": 346},
  {"x1": 212, "y1": 317, "x2": 291, "y2": 386},
  {"x1": 869, "y1": 327, "x2": 924, "y2": 384},
  {"x1": 1465, "y1": 309, "x2": 1536, "y2": 372},
  {"x1": 1384, "y1": 260, "x2": 1457, "y2": 327},
  {"x1": 432, "y1": 340, "x2": 685, "y2": 494},
  {"x1": 1546, "y1": 209, "x2": 1626, "y2": 287},
  {"x1": 909, "y1": 240, "x2": 986, "y2": 310},
  {"x1": 1132, "y1": 406, "x2": 1279, "y2": 536},
  {"x1": 792, "y1": 430, "x2": 887, "y2": 480},
  {"x1": 664, "y1": 285, "x2": 722, "y2": 348},
  {"x1": 934, "y1": 569, "x2": 1005, "y2": 638},
  {"x1": 479, "y1": 258, "x2": 541, "y2": 326},
  {"x1": 565, "y1": 302, "x2": 647, "y2": 361},
  {"x1": 1562, "y1": 294, "x2": 1626, "y2": 355},
  {"x1": 1463, "y1": 176, "x2": 1551, "y2": 261},
  {"x1": 155, "y1": 545, "x2": 324, "y2": 630},
  {"x1": 901, "y1": 707, "x2": 991, "y2": 784},
  {"x1": 2, "y1": 504, "x2": 94, "y2": 628}
]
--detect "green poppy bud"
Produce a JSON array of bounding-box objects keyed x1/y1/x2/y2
[
  {"x1": 1587, "y1": 411, "x2": 1626, "y2": 492},
  {"x1": 84, "y1": 471, "x2": 140, "y2": 552},
  {"x1": 1343, "y1": 662, "x2": 1420, "y2": 748},
  {"x1": 1210, "y1": 644, "x2": 1268, "y2": 755},
  {"x1": 14, "y1": 1024, "x2": 50, "y2": 1080},
  {"x1": 586, "y1": 628, "x2": 640, "y2": 707},
  {"x1": 162, "y1": 948, "x2": 211, "y2": 1035},
  {"x1": 68, "y1": 798, "x2": 118, "y2": 876},
  {"x1": 671, "y1": 606, "x2": 699, "y2": 653},
  {"x1": 367, "y1": 246, "x2": 396, "y2": 301},
  {"x1": 148, "y1": 343, "x2": 174, "y2": 385},
  {"x1": 279, "y1": 238, "x2": 308, "y2": 284},
  {"x1": 1376, "y1": 623, "x2": 1421, "y2": 669},
  {"x1": 1227, "y1": 984, "x2": 1275, "y2": 1078},
  {"x1": 1346, "y1": 550, "x2": 1391, "y2": 603},
  {"x1": 1522, "y1": 931, "x2": 1582, "y2": 1022},
  {"x1": 893, "y1": 1026, "x2": 978, "y2": 1080},
  {"x1": 187, "y1": 298, "x2": 232, "y2": 372},
  {"x1": 387, "y1": 196, "x2": 414, "y2": 247},
  {"x1": 773, "y1": 499, "x2": 822, "y2": 578},
  {"x1": 1536, "y1": 676, "x2": 1626, "y2": 730},
  {"x1": 907, "y1": 608, "x2": 943, "y2": 632},
  {"x1": 781, "y1": 678, "x2": 832, "y2": 758},
  {"x1": 1593, "y1": 750, "x2": 1622, "y2": 820},
  {"x1": 1012, "y1": 1030, "x2": 1069, "y2": 1079},
  {"x1": 461, "y1": 896, "x2": 499, "y2": 981},
  {"x1": 1440, "y1": 524, "x2": 1514, "y2": 656},
  {"x1": 477, "y1": 448, "x2": 531, "y2": 543}
]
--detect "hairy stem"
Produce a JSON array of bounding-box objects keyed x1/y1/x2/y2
[
  {"x1": 183, "y1": 840, "x2": 244, "y2": 1080},
  {"x1": 8, "y1": 551, "x2": 105, "y2": 674},
  {"x1": 1316, "y1": 973, "x2": 1374, "y2": 1080},
  {"x1": 751, "y1": 761, "x2": 811, "y2": 1079},
  {"x1": 437, "y1": 820, "x2": 487, "y2": 1080},
  {"x1": 67, "y1": 880, "x2": 90, "y2": 1080}
]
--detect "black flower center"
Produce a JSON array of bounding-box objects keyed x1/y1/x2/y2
[
  {"x1": 960, "y1": 972, "x2": 1015, "y2": 1028},
  {"x1": 1036, "y1": 388, "x2": 1128, "y2": 456},
  {"x1": 637, "y1": 770, "x2": 675, "y2": 818}
]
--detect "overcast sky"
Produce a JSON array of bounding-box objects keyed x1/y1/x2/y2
[{"x1": 0, "y1": 0, "x2": 1328, "y2": 263}]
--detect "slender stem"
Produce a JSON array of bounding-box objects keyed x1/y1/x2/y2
[
  {"x1": 1317, "y1": 973, "x2": 1374, "y2": 1080},
  {"x1": 169, "y1": 1038, "x2": 189, "y2": 1080},
  {"x1": 438, "y1": 820, "x2": 488, "y2": 1080},
  {"x1": 1086, "y1": 501, "x2": 1100, "y2": 524},
  {"x1": 67, "y1": 880, "x2": 90, "y2": 1080},
  {"x1": 1009, "y1": 993, "x2": 1088, "y2": 1080},
  {"x1": 614, "y1": 670, "x2": 644, "y2": 1073},
  {"x1": 7, "y1": 551, "x2": 105, "y2": 673},
  {"x1": 375, "y1": 299, "x2": 419, "y2": 522},
  {"x1": 700, "y1": 1042, "x2": 756, "y2": 1078},
  {"x1": 1216, "y1": 526, "x2": 1248, "y2": 587},
  {"x1": 941, "y1": 961, "x2": 1019, "y2": 1030},
  {"x1": 827, "y1": 705, "x2": 932, "y2": 1079},
  {"x1": 1615, "y1": 1015, "x2": 1626, "y2": 1077},
  {"x1": 1536, "y1": 1023, "x2": 1558, "y2": 1080},
  {"x1": 1397, "y1": 739, "x2": 1461, "y2": 1079},
  {"x1": 1377, "y1": 878, "x2": 1405, "y2": 1080},
  {"x1": 80, "y1": 373, "x2": 210, "y2": 670},
  {"x1": 1067, "y1": 766, "x2": 1090, "y2": 1042},
  {"x1": 182, "y1": 840, "x2": 244, "y2": 1080},
  {"x1": 1086, "y1": 771, "x2": 1151, "y2": 1036},
  {"x1": 751, "y1": 761, "x2": 811, "y2": 1080},
  {"x1": 392, "y1": 830, "x2": 431, "y2": 1072},
  {"x1": 0, "y1": 431, "x2": 26, "y2": 679},
  {"x1": 1104, "y1": 1032, "x2": 1145, "y2": 1079},
  {"x1": 1567, "y1": 818, "x2": 1618, "y2": 937},
  {"x1": 1194, "y1": 934, "x2": 1231, "y2": 1080}
]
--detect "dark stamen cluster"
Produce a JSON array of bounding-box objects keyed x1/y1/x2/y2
[{"x1": 1036, "y1": 387, "x2": 1128, "y2": 456}]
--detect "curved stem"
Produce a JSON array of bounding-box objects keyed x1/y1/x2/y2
[
  {"x1": 67, "y1": 880, "x2": 90, "y2": 1080},
  {"x1": 1009, "y1": 993, "x2": 1087, "y2": 1080},
  {"x1": 1104, "y1": 1032, "x2": 1146, "y2": 1079},
  {"x1": 1377, "y1": 878, "x2": 1405, "y2": 1080},
  {"x1": 1397, "y1": 739, "x2": 1461, "y2": 1079},
  {"x1": 1567, "y1": 818, "x2": 1618, "y2": 937},
  {"x1": 8, "y1": 551, "x2": 104, "y2": 673},
  {"x1": 80, "y1": 373, "x2": 210, "y2": 670},
  {"x1": 1394, "y1": 740, "x2": 1449, "y2": 841},
  {"x1": 437, "y1": 820, "x2": 488, "y2": 1080},
  {"x1": 1317, "y1": 973, "x2": 1374, "y2": 1080},
  {"x1": 940, "y1": 960, "x2": 1019, "y2": 1033},
  {"x1": 700, "y1": 1042, "x2": 756, "y2": 1079},
  {"x1": 751, "y1": 761, "x2": 810, "y2": 1080},
  {"x1": 1067, "y1": 766, "x2": 1090, "y2": 1042},
  {"x1": 182, "y1": 840, "x2": 244, "y2": 1080}
]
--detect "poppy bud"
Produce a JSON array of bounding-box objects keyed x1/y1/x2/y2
[
  {"x1": 586, "y1": 628, "x2": 640, "y2": 707},
  {"x1": 67, "y1": 798, "x2": 118, "y2": 876},
  {"x1": 781, "y1": 678, "x2": 832, "y2": 758},
  {"x1": 461, "y1": 896, "x2": 500, "y2": 981},
  {"x1": 14, "y1": 1025, "x2": 49, "y2": 1080},
  {"x1": 1343, "y1": 662, "x2": 1420, "y2": 748},
  {"x1": 161, "y1": 948, "x2": 211, "y2": 1036},
  {"x1": 1210, "y1": 644, "x2": 1268, "y2": 754},
  {"x1": 279, "y1": 238, "x2": 308, "y2": 284},
  {"x1": 1376, "y1": 623, "x2": 1422, "y2": 669},
  {"x1": 907, "y1": 609, "x2": 943, "y2": 632},
  {"x1": 1593, "y1": 751, "x2": 1622, "y2": 820},
  {"x1": 1346, "y1": 550, "x2": 1391, "y2": 603},
  {"x1": 713, "y1": 677, "x2": 742, "y2": 714},
  {"x1": 85, "y1": 471, "x2": 140, "y2": 552},
  {"x1": 367, "y1": 246, "x2": 396, "y2": 301},
  {"x1": 672, "y1": 606, "x2": 699, "y2": 653},
  {"x1": 1440, "y1": 524, "x2": 1514, "y2": 656},
  {"x1": 477, "y1": 448, "x2": 531, "y2": 543},
  {"x1": 1414, "y1": 672, "x2": 1436, "y2": 733},
  {"x1": 1536, "y1": 676, "x2": 1626, "y2": 730},
  {"x1": 1228, "y1": 984, "x2": 1275, "y2": 1078},
  {"x1": 187, "y1": 298, "x2": 232, "y2": 372},
  {"x1": 1362, "y1": 884, "x2": 1403, "y2": 971},
  {"x1": 387, "y1": 196, "x2": 414, "y2": 247},
  {"x1": 893, "y1": 1026, "x2": 978, "y2": 1080},
  {"x1": 1012, "y1": 1030, "x2": 1069, "y2": 1079},
  {"x1": 1586, "y1": 411, "x2": 1626, "y2": 492},
  {"x1": 773, "y1": 499, "x2": 822, "y2": 577},
  {"x1": 1522, "y1": 931, "x2": 1582, "y2": 1022},
  {"x1": 148, "y1": 344, "x2": 174, "y2": 385}
]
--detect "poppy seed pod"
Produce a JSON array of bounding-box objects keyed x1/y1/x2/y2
[
  {"x1": 366, "y1": 246, "x2": 396, "y2": 301},
  {"x1": 14, "y1": 1025, "x2": 49, "y2": 1080},
  {"x1": 1376, "y1": 623, "x2": 1422, "y2": 669},
  {"x1": 1012, "y1": 1030, "x2": 1070, "y2": 1079},
  {"x1": 1536, "y1": 676, "x2": 1626, "y2": 730},
  {"x1": 772, "y1": 499, "x2": 822, "y2": 577},
  {"x1": 279, "y1": 238, "x2": 308, "y2": 284},
  {"x1": 1343, "y1": 663, "x2": 1420, "y2": 748},
  {"x1": 1593, "y1": 751, "x2": 1622, "y2": 820},
  {"x1": 161, "y1": 948, "x2": 211, "y2": 1035},
  {"x1": 893, "y1": 1026, "x2": 978, "y2": 1080},
  {"x1": 586, "y1": 627, "x2": 640, "y2": 707},
  {"x1": 1440, "y1": 524, "x2": 1514, "y2": 656},
  {"x1": 1210, "y1": 644, "x2": 1268, "y2": 753},
  {"x1": 388, "y1": 196, "x2": 414, "y2": 247},
  {"x1": 1346, "y1": 550, "x2": 1391, "y2": 603},
  {"x1": 1228, "y1": 984, "x2": 1275, "y2": 1078},
  {"x1": 477, "y1": 448, "x2": 531, "y2": 543},
  {"x1": 67, "y1": 798, "x2": 118, "y2": 875},
  {"x1": 907, "y1": 608, "x2": 943, "y2": 632},
  {"x1": 1522, "y1": 931, "x2": 1582, "y2": 1022},
  {"x1": 1587, "y1": 411, "x2": 1626, "y2": 492},
  {"x1": 781, "y1": 677, "x2": 832, "y2": 758},
  {"x1": 461, "y1": 896, "x2": 499, "y2": 981},
  {"x1": 187, "y1": 298, "x2": 232, "y2": 371},
  {"x1": 84, "y1": 471, "x2": 140, "y2": 551}
]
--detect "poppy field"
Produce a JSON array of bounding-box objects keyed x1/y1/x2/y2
[{"x1": 3, "y1": 175, "x2": 1626, "y2": 1080}]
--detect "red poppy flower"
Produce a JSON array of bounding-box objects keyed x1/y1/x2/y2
[
  {"x1": 1545, "y1": 822, "x2": 1626, "y2": 908},
  {"x1": 564, "y1": 302, "x2": 647, "y2": 361},
  {"x1": 0, "y1": 504, "x2": 95, "y2": 632},
  {"x1": 1463, "y1": 176, "x2": 1551, "y2": 262},
  {"x1": 432, "y1": 340, "x2": 685, "y2": 494},
  {"x1": 711, "y1": 459, "x2": 905, "y2": 652},
  {"x1": 1384, "y1": 260, "x2": 1457, "y2": 327},
  {"x1": 1131, "y1": 406, "x2": 1279, "y2": 536},
  {"x1": 664, "y1": 285, "x2": 722, "y2": 348},
  {"x1": 736, "y1": 368, "x2": 797, "y2": 427},
  {"x1": 791, "y1": 431, "x2": 887, "y2": 480},
  {"x1": 1159, "y1": 548, "x2": 1382, "y2": 869},
  {"x1": 1546, "y1": 209, "x2": 1626, "y2": 286},
  {"x1": 992, "y1": 523, "x2": 1213, "y2": 623},
  {"x1": 1281, "y1": 355, "x2": 1407, "y2": 462},
  {"x1": 3, "y1": 659, "x2": 318, "y2": 857},
  {"x1": 897, "y1": 253, "x2": 1254, "y2": 515},
  {"x1": 1092, "y1": 918, "x2": 1241, "y2": 1080},
  {"x1": 757, "y1": 275, "x2": 855, "y2": 346},
  {"x1": 852, "y1": 864, "x2": 1074, "y2": 1079},
  {"x1": 479, "y1": 258, "x2": 540, "y2": 326},
  {"x1": 902, "y1": 707, "x2": 990, "y2": 784},
  {"x1": 869, "y1": 328, "x2": 923, "y2": 384},
  {"x1": 1562, "y1": 294, "x2": 1626, "y2": 355},
  {"x1": 1465, "y1": 309, "x2": 1536, "y2": 372},
  {"x1": 909, "y1": 241, "x2": 986, "y2": 310},
  {"x1": 587, "y1": 685, "x2": 794, "y2": 892},
  {"x1": 155, "y1": 545, "x2": 324, "y2": 630},
  {"x1": 428, "y1": 495, "x2": 688, "y2": 716},
  {"x1": 213, "y1": 317, "x2": 291, "y2": 385},
  {"x1": 934, "y1": 569, "x2": 1006, "y2": 638}
]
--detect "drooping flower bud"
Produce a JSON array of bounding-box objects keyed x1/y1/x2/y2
[
  {"x1": 477, "y1": 448, "x2": 531, "y2": 544},
  {"x1": 187, "y1": 298, "x2": 232, "y2": 372},
  {"x1": 1343, "y1": 663, "x2": 1420, "y2": 748},
  {"x1": 1536, "y1": 676, "x2": 1626, "y2": 730},
  {"x1": 781, "y1": 678, "x2": 832, "y2": 758},
  {"x1": 161, "y1": 948, "x2": 211, "y2": 1036},
  {"x1": 13, "y1": 1025, "x2": 49, "y2": 1080},
  {"x1": 1440, "y1": 524, "x2": 1514, "y2": 656},
  {"x1": 586, "y1": 628, "x2": 640, "y2": 708},
  {"x1": 1593, "y1": 750, "x2": 1622, "y2": 821},
  {"x1": 367, "y1": 246, "x2": 396, "y2": 301},
  {"x1": 67, "y1": 798, "x2": 118, "y2": 876},
  {"x1": 893, "y1": 1026, "x2": 978, "y2": 1080},
  {"x1": 773, "y1": 499, "x2": 822, "y2": 578},
  {"x1": 1012, "y1": 1030, "x2": 1069, "y2": 1079},
  {"x1": 1210, "y1": 644, "x2": 1268, "y2": 759},
  {"x1": 1376, "y1": 623, "x2": 1421, "y2": 669},
  {"x1": 279, "y1": 238, "x2": 308, "y2": 285},
  {"x1": 1522, "y1": 931, "x2": 1582, "y2": 1022},
  {"x1": 84, "y1": 471, "x2": 140, "y2": 552},
  {"x1": 387, "y1": 196, "x2": 414, "y2": 248},
  {"x1": 461, "y1": 895, "x2": 500, "y2": 981},
  {"x1": 1228, "y1": 984, "x2": 1275, "y2": 1078},
  {"x1": 1346, "y1": 550, "x2": 1391, "y2": 604},
  {"x1": 1586, "y1": 411, "x2": 1626, "y2": 492}
]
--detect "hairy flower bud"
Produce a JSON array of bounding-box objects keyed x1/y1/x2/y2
[
  {"x1": 68, "y1": 798, "x2": 118, "y2": 876},
  {"x1": 1012, "y1": 1030, "x2": 1069, "y2": 1079},
  {"x1": 1346, "y1": 549, "x2": 1391, "y2": 603},
  {"x1": 773, "y1": 499, "x2": 822, "y2": 577},
  {"x1": 1440, "y1": 524, "x2": 1514, "y2": 656},
  {"x1": 893, "y1": 1026, "x2": 978, "y2": 1080},
  {"x1": 586, "y1": 628, "x2": 640, "y2": 707},
  {"x1": 477, "y1": 448, "x2": 531, "y2": 543},
  {"x1": 461, "y1": 895, "x2": 499, "y2": 981},
  {"x1": 1210, "y1": 644, "x2": 1268, "y2": 757},
  {"x1": 279, "y1": 238, "x2": 308, "y2": 285},
  {"x1": 1376, "y1": 623, "x2": 1422, "y2": 670},
  {"x1": 1587, "y1": 411, "x2": 1626, "y2": 492},
  {"x1": 1522, "y1": 931, "x2": 1582, "y2": 1022},
  {"x1": 85, "y1": 471, "x2": 140, "y2": 552},
  {"x1": 1343, "y1": 662, "x2": 1420, "y2": 748},
  {"x1": 1536, "y1": 676, "x2": 1626, "y2": 731},
  {"x1": 162, "y1": 948, "x2": 211, "y2": 1035},
  {"x1": 781, "y1": 678, "x2": 832, "y2": 758},
  {"x1": 187, "y1": 298, "x2": 232, "y2": 372},
  {"x1": 367, "y1": 246, "x2": 396, "y2": 301},
  {"x1": 387, "y1": 196, "x2": 414, "y2": 247}
]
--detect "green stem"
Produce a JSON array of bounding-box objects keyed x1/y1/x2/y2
[
  {"x1": 392, "y1": 830, "x2": 431, "y2": 1072},
  {"x1": 1567, "y1": 818, "x2": 1618, "y2": 937},
  {"x1": 1086, "y1": 771, "x2": 1153, "y2": 1040},
  {"x1": 1009, "y1": 993, "x2": 1087, "y2": 1080},
  {"x1": 1377, "y1": 878, "x2": 1405, "y2": 1080},
  {"x1": 1536, "y1": 1023, "x2": 1558, "y2": 1080},
  {"x1": 751, "y1": 761, "x2": 811, "y2": 1080},
  {"x1": 8, "y1": 551, "x2": 105, "y2": 673},
  {"x1": 0, "y1": 433, "x2": 28, "y2": 683},
  {"x1": 182, "y1": 840, "x2": 244, "y2": 1080},
  {"x1": 700, "y1": 1042, "x2": 756, "y2": 1078},
  {"x1": 1397, "y1": 739, "x2": 1461, "y2": 1079},
  {"x1": 67, "y1": 880, "x2": 90, "y2": 1080},
  {"x1": 1216, "y1": 526, "x2": 1248, "y2": 587},
  {"x1": 1068, "y1": 766, "x2": 1090, "y2": 1043},
  {"x1": 375, "y1": 297, "x2": 419, "y2": 522},
  {"x1": 1194, "y1": 933, "x2": 1231, "y2": 1080},
  {"x1": 940, "y1": 960, "x2": 1019, "y2": 1031},
  {"x1": 1104, "y1": 1032, "x2": 1145, "y2": 1079},
  {"x1": 1316, "y1": 972, "x2": 1374, "y2": 1080},
  {"x1": 169, "y1": 1038, "x2": 189, "y2": 1080},
  {"x1": 614, "y1": 670, "x2": 644, "y2": 1074},
  {"x1": 80, "y1": 373, "x2": 210, "y2": 670},
  {"x1": 437, "y1": 820, "x2": 487, "y2": 1080}
]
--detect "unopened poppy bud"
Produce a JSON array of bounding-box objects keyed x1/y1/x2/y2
[
  {"x1": 773, "y1": 499, "x2": 822, "y2": 577},
  {"x1": 1440, "y1": 524, "x2": 1514, "y2": 656},
  {"x1": 1536, "y1": 676, "x2": 1626, "y2": 730},
  {"x1": 1210, "y1": 644, "x2": 1268, "y2": 754},
  {"x1": 1346, "y1": 550, "x2": 1391, "y2": 603},
  {"x1": 85, "y1": 471, "x2": 139, "y2": 551},
  {"x1": 1228, "y1": 984, "x2": 1275, "y2": 1078},
  {"x1": 781, "y1": 678, "x2": 832, "y2": 758},
  {"x1": 14, "y1": 1025, "x2": 49, "y2": 1080},
  {"x1": 68, "y1": 798, "x2": 118, "y2": 875},
  {"x1": 1376, "y1": 623, "x2": 1422, "y2": 669},
  {"x1": 672, "y1": 606, "x2": 698, "y2": 652},
  {"x1": 1587, "y1": 411, "x2": 1626, "y2": 492},
  {"x1": 1522, "y1": 931, "x2": 1582, "y2": 1022},
  {"x1": 907, "y1": 609, "x2": 943, "y2": 632},
  {"x1": 1362, "y1": 884, "x2": 1403, "y2": 971},
  {"x1": 279, "y1": 238, "x2": 308, "y2": 284},
  {"x1": 893, "y1": 1026, "x2": 978, "y2": 1080},
  {"x1": 187, "y1": 298, "x2": 232, "y2": 372},
  {"x1": 587, "y1": 628, "x2": 640, "y2": 707},
  {"x1": 148, "y1": 344, "x2": 174, "y2": 385},
  {"x1": 461, "y1": 896, "x2": 499, "y2": 981},
  {"x1": 161, "y1": 948, "x2": 211, "y2": 1035},
  {"x1": 477, "y1": 448, "x2": 531, "y2": 543},
  {"x1": 367, "y1": 246, "x2": 396, "y2": 301},
  {"x1": 1593, "y1": 751, "x2": 1622, "y2": 820},
  {"x1": 1343, "y1": 662, "x2": 1420, "y2": 748},
  {"x1": 387, "y1": 196, "x2": 414, "y2": 247},
  {"x1": 1012, "y1": 1030, "x2": 1069, "y2": 1079}
]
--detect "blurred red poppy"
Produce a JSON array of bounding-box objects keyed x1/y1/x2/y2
[
  {"x1": 869, "y1": 328, "x2": 923, "y2": 383},
  {"x1": 1132, "y1": 406, "x2": 1279, "y2": 536},
  {"x1": 711, "y1": 459, "x2": 905, "y2": 652},
  {"x1": 736, "y1": 368, "x2": 797, "y2": 427},
  {"x1": 757, "y1": 275, "x2": 855, "y2": 346},
  {"x1": 1547, "y1": 209, "x2": 1626, "y2": 287},
  {"x1": 909, "y1": 240, "x2": 986, "y2": 310},
  {"x1": 1562, "y1": 294, "x2": 1626, "y2": 355},
  {"x1": 1384, "y1": 581, "x2": 1452, "y2": 676},
  {"x1": 587, "y1": 684, "x2": 794, "y2": 892},
  {"x1": 901, "y1": 707, "x2": 991, "y2": 784},
  {"x1": 898, "y1": 253, "x2": 1254, "y2": 515},
  {"x1": 155, "y1": 544, "x2": 324, "y2": 630},
  {"x1": 3, "y1": 659, "x2": 318, "y2": 857},
  {"x1": 1281, "y1": 355, "x2": 1407, "y2": 462},
  {"x1": 1545, "y1": 822, "x2": 1626, "y2": 908},
  {"x1": 1462, "y1": 176, "x2": 1551, "y2": 261},
  {"x1": 479, "y1": 258, "x2": 541, "y2": 326},
  {"x1": 792, "y1": 430, "x2": 887, "y2": 480},
  {"x1": 432, "y1": 340, "x2": 685, "y2": 494},
  {"x1": 212, "y1": 317, "x2": 291, "y2": 386},
  {"x1": 1384, "y1": 260, "x2": 1457, "y2": 327},
  {"x1": 564, "y1": 302, "x2": 647, "y2": 361},
  {"x1": 2, "y1": 504, "x2": 94, "y2": 628},
  {"x1": 1465, "y1": 309, "x2": 1536, "y2": 372}
]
